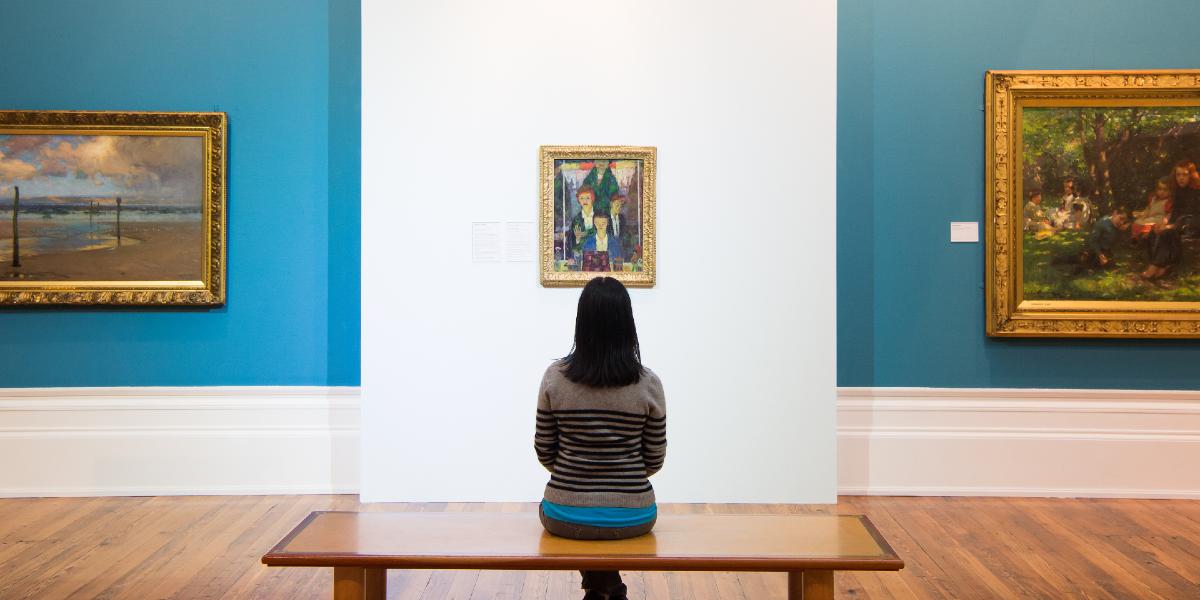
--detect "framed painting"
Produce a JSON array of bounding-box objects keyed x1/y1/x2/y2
[
  {"x1": 539, "y1": 145, "x2": 655, "y2": 288},
  {"x1": 0, "y1": 111, "x2": 225, "y2": 306},
  {"x1": 987, "y1": 70, "x2": 1200, "y2": 337}
]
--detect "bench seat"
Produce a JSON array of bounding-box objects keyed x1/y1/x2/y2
[{"x1": 262, "y1": 511, "x2": 903, "y2": 599}]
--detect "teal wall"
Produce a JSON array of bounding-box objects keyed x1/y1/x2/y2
[
  {"x1": 0, "y1": 0, "x2": 360, "y2": 387},
  {"x1": 327, "y1": 0, "x2": 362, "y2": 386},
  {"x1": 838, "y1": 0, "x2": 1200, "y2": 389},
  {"x1": 11, "y1": 0, "x2": 1195, "y2": 390}
]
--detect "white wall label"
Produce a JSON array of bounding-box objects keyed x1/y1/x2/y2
[
  {"x1": 503, "y1": 221, "x2": 536, "y2": 262},
  {"x1": 471, "y1": 222, "x2": 502, "y2": 262},
  {"x1": 950, "y1": 221, "x2": 979, "y2": 243}
]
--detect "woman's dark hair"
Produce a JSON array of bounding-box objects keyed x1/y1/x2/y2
[{"x1": 561, "y1": 277, "x2": 644, "y2": 387}]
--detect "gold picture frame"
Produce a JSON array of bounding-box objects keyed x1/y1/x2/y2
[
  {"x1": 0, "y1": 110, "x2": 226, "y2": 306},
  {"x1": 539, "y1": 145, "x2": 656, "y2": 288},
  {"x1": 987, "y1": 70, "x2": 1200, "y2": 337}
]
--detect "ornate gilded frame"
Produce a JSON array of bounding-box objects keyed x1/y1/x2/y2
[
  {"x1": 539, "y1": 145, "x2": 656, "y2": 288},
  {"x1": 986, "y1": 70, "x2": 1200, "y2": 337},
  {"x1": 0, "y1": 110, "x2": 226, "y2": 306}
]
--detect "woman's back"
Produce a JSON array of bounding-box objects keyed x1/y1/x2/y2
[
  {"x1": 535, "y1": 276, "x2": 664, "y2": 599},
  {"x1": 536, "y1": 363, "x2": 666, "y2": 509}
]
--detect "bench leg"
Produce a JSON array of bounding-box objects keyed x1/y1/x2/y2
[
  {"x1": 333, "y1": 567, "x2": 386, "y2": 600},
  {"x1": 362, "y1": 568, "x2": 386, "y2": 597},
  {"x1": 788, "y1": 570, "x2": 834, "y2": 600},
  {"x1": 364, "y1": 568, "x2": 386, "y2": 600},
  {"x1": 334, "y1": 567, "x2": 364, "y2": 600}
]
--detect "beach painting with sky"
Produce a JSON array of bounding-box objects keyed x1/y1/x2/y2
[{"x1": 0, "y1": 133, "x2": 204, "y2": 282}]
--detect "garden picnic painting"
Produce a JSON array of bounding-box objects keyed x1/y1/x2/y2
[{"x1": 1021, "y1": 106, "x2": 1200, "y2": 302}]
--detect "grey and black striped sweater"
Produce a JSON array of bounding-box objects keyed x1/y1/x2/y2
[{"x1": 535, "y1": 363, "x2": 667, "y2": 509}]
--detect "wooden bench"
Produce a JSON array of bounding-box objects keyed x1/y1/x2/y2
[{"x1": 262, "y1": 511, "x2": 903, "y2": 599}]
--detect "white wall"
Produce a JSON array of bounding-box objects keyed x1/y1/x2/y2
[{"x1": 361, "y1": 0, "x2": 838, "y2": 503}]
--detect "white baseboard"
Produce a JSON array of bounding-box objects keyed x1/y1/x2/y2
[
  {"x1": 0, "y1": 386, "x2": 360, "y2": 498},
  {"x1": 7, "y1": 385, "x2": 1195, "y2": 500},
  {"x1": 838, "y1": 387, "x2": 1200, "y2": 499}
]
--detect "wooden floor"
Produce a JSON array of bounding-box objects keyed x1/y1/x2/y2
[{"x1": 1, "y1": 496, "x2": 1198, "y2": 599}]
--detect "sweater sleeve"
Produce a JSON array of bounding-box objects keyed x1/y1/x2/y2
[
  {"x1": 534, "y1": 370, "x2": 558, "y2": 472},
  {"x1": 642, "y1": 372, "x2": 667, "y2": 477}
]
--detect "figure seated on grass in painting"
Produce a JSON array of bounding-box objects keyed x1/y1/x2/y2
[
  {"x1": 1024, "y1": 189, "x2": 1057, "y2": 238},
  {"x1": 1171, "y1": 160, "x2": 1200, "y2": 239},
  {"x1": 1058, "y1": 202, "x2": 1089, "y2": 231},
  {"x1": 1080, "y1": 208, "x2": 1130, "y2": 270},
  {"x1": 1132, "y1": 178, "x2": 1174, "y2": 241},
  {"x1": 1143, "y1": 219, "x2": 1181, "y2": 281},
  {"x1": 1050, "y1": 178, "x2": 1095, "y2": 230},
  {"x1": 1057, "y1": 178, "x2": 1081, "y2": 216},
  {"x1": 1140, "y1": 161, "x2": 1200, "y2": 280}
]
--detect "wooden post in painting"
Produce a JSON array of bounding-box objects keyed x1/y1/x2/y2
[
  {"x1": 11, "y1": 186, "x2": 19, "y2": 268},
  {"x1": 116, "y1": 196, "x2": 122, "y2": 246}
]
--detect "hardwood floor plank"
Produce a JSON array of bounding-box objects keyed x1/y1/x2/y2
[
  {"x1": 2, "y1": 497, "x2": 165, "y2": 599},
  {"x1": 734, "y1": 572, "x2": 786, "y2": 600},
  {"x1": 712, "y1": 571, "x2": 747, "y2": 600},
  {"x1": 543, "y1": 569, "x2": 579, "y2": 600},
  {"x1": 514, "y1": 569, "x2": 549, "y2": 600},
  {"x1": 2, "y1": 496, "x2": 1199, "y2": 599},
  {"x1": 640, "y1": 570, "x2": 673, "y2": 600}
]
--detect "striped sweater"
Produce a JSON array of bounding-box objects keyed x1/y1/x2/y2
[{"x1": 535, "y1": 363, "x2": 666, "y2": 509}]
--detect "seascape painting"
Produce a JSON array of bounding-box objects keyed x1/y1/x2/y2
[
  {"x1": 0, "y1": 133, "x2": 204, "y2": 282},
  {"x1": 540, "y1": 146, "x2": 655, "y2": 288},
  {"x1": 1021, "y1": 106, "x2": 1200, "y2": 302}
]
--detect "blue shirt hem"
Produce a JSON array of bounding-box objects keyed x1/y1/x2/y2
[{"x1": 541, "y1": 499, "x2": 657, "y2": 528}]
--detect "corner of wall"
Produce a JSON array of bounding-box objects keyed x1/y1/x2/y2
[
  {"x1": 327, "y1": 0, "x2": 362, "y2": 386},
  {"x1": 836, "y1": 0, "x2": 876, "y2": 387}
]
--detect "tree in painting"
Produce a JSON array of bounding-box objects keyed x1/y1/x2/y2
[{"x1": 1021, "y1": 107, "x2": 1200, "y2": 301}]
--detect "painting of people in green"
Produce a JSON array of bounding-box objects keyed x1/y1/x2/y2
[
  {"x1": 552, "y1": 158, "x2": 644, "y2": 273},
  {"x1": 1021, "y1": 106, "x2": 1200, "y2": 301},
  {"x1": 540, "y1": 145, "x2": 654, "y2": 288}
]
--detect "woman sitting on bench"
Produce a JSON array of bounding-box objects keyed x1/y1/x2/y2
[{"x1": 535, "y1": 276, "x2": 667, "y2": 600}]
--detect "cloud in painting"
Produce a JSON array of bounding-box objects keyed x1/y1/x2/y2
[
  {"x1": 0, "y1": 135, "x2": 51, "y2": 157},
  {"x1": 0, "y1": 134, "x2": 203, "y2": 205},
  {"x1": 37, "y1": 136, "x2": 202, "y2": 204},
  {"x1": 0, "y1": 151, "x2": 37, "y2": 181}
]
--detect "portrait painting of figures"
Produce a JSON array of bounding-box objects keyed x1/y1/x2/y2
[
  {"x1": 0, "y1": 111, "x2": 226, "y2": 306},
  {"x1": 540, "y1": 146, "x2": 655, "y2": 288},
  {"x1": 986, "y1": 70, "x2": 1200, "y2": 337}
]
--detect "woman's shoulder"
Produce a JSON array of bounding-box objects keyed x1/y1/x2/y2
[
  {"x1": 639, "y1": 366, "x2": 664, "y2": 394},
  {"x1": 640, "y1": 366, "x2": 661, "y2": 383},
  {"x1": 544, "y1": 361, "x2": 660, "y2": 391},
  {"x1": 639, "y1": 367, "x2": 665, "y2": 414},
  {"x1": 542, "y1": 360, "x2": 567, "y2": 382}
]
